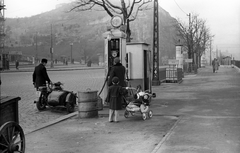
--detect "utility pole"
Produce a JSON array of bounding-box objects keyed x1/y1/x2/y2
[
  {"x1": 187, "y1": 13, "x2": 194, "y2": 72},
  {"x1": 210, "y1": 38, "x2": 212, "y2": 65},
  {"x1": 187, "y1": 13, "x2": 191, "y2": 58},
  {"x1": 50, "y1": 24, "x2": 54, "y2": 68},
  {"x1": 70, "y1": 43, "x2": 73, "y2": 64},
  {"x1": 152, "y1": 0, "x2": 160, "y2": 86}
]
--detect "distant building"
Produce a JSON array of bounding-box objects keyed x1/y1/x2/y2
[{"x1": 222, "y1": 56, "x2": 232, "y2": 65}]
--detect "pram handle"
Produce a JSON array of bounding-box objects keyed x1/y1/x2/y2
[{"x1": 124, "y1": 87, "x2": 136, "y2": 90}]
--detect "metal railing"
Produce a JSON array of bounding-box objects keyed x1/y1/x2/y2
[{"x1": 233, "y1": 60, "x2": 240, "y2": 68}]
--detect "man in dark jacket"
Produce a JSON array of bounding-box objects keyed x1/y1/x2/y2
[
  {"x1": 108, "y1": 57, "x2": 126, "y2": 87},
  {"x1": 33, "y1": 58, "x2": 51, "y2": 90}
]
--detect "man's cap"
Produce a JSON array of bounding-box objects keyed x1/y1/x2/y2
[
  {"x1": 112, "y1": 77, "x2": 119, "y2": 84},
  {"x1": 114, "y1": 57, "x2": 120, "y2": 64},
  {"x1": 41, "y1": 58, "x2": 48, "y2": 63}
]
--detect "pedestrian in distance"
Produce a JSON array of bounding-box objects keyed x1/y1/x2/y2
[
  {"x1": 212, "y1": 58, "x2": 217, "y2": 73},
  {"x1": 32, "y1": 58, "x2": 51, "y2": 90},
  {"x1": 215, "y1": 58, "x2": 220, "y2": 72},
  {"x1": 15, "y1": 60, "x2": 19, "y2": 70},
  {"x1": 106, "y1": 77, "x2": 125, "y2": 123},
  {"x1": 212, "y1": 58, "x2": 219, "y2": 73}
]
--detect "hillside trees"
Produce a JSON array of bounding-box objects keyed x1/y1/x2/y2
[
  {"x1": 177, "y1": 13, "x2": 213, "y2": 69},
  {"x1": 70, "y1": 0, "x2": 153, "y2": 42}
]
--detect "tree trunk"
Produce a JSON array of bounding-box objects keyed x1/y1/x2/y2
[{"x1": 126, "y1": 19, "x2": 131, "y2": 42}]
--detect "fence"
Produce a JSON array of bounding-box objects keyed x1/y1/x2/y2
[
  {"x1": 234, "y1": 60, "x2": 240, "y2": 68},
  {"x1": 158, "y1": 66, "x2": 183, "y2": 83}
]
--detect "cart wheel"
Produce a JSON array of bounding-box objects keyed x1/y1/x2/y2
[
  {"x1": 148, "y1": 110, "x2": 153, "y2": 118},
  {"x1": 66, "y1": 103, "x2": 75, "y2": 113},
  {"x1": 36, "y1": 93, "x2": 46, "y2": 110},
  {"x1": 142, "y1": 113, "x2": 147, "y2": 120},
  {"x1": 0, "y1": 121, "x2": 25, "y2": 153},
  {"x1": 124, "y1": 110, "x2": 129, "y2": 118}
]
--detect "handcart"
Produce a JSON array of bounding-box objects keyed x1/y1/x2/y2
[{"x1": 0, "y1": 96, "x2": 25, "y2": 153}]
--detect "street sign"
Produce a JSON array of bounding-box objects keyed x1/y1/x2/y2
[{"x1": 185, "y1": 59, "x2": 193, "y2": 63}]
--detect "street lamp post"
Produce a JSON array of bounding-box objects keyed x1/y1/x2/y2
[
  {"x1": 50, "y1": 24, "x2": 54, "y2": 68},
  {"x1": 70, "y1": 43, "x2": 73, "y2": 64}
]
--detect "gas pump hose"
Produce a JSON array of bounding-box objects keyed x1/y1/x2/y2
[{"x1": 98, "y1": 68, "x2": 111, "y2": 96}]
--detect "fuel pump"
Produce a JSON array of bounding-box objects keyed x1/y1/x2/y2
[
  {"x1": 101, "y1": 25, "x2": 127, "y2": 103},
  {"x1": 107, "y1": 38, "x2": 121, "y2": 67}
]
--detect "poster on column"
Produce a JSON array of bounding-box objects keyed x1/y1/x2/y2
[
  {"x1": 185, "y1": 59, "x2": 193, "y2": 63},
  {"x1": 168, "y1": 59, "x2": 179, "y2": 65}
]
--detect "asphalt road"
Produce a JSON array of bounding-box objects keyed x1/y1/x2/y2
[{"x1": 1, "y1": 69, "x2": 105, "y2": 134}]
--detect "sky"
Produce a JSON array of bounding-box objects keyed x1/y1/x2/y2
[
  {"x1": 159, "y1": 0, "x2": 240, "y2": 60},
  {"x1": 3, "y1": 0, "x2": 240, "y2": 60},
  {"x1": 4, "y1": 0, "x2": 72, "y2": 18}
]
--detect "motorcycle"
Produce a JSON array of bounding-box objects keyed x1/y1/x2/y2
[{"x1": 34, "y1": 82, "x2": 77, "y2": 113}]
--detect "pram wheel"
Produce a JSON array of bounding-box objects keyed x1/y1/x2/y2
[
  {"x1": 142, "y1": 113, "x2": 147, "y2": 120},
  {"x1": 148, "y1": 110, "x2": 153, "y2": 118},
  {"x1": 124, "y1": 110, "x2": 129, "y2": 118}
]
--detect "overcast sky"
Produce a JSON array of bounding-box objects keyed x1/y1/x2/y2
[
  {"x1": 4, "y1": 0, "x2": 240, "y2": 60},
  {"x1": 160, "y1": 0, "x2": 240, "y2": 60}
]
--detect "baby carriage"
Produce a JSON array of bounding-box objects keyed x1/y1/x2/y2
[{"x1": 123, "y1": 85, "x2": 156, "y2": 120}]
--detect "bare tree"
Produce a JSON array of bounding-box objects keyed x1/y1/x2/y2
[
  {"x1": 177, "y1": 13, "x2": 212, "y2": 69},
  {"x1": 70, "y1": 0, "x2": 153, "y2": 42}
]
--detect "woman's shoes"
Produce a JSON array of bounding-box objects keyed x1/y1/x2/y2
[{"x1": 109, "y1": 121, "x2": 119, "y2": 123}]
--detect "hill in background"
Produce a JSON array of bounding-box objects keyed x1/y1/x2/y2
[{"x1": 5, "y1": 2, "x2": 179, "y2": 65}]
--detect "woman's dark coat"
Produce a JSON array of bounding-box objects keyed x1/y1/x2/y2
[
  {"x1": 108, "y1": 63, "x2": 126, "y2": 87},
  {"x1": 32, "y1": 63, "x2": 51, "y2": 88},
  {"x1": 106, "y1": 84, "x2": 123, "y2": 110}
]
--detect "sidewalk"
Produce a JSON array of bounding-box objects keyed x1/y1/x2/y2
[{"x1": 153, "y1": 66, "x2": 240, "y2": 153}]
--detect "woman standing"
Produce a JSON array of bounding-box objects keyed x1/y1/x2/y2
[{"x1": 106, "y1": 77, "x2": 124, "y2": 123}]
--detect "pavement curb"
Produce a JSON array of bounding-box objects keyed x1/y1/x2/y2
[
  {"x1": 151, "y1": 116, "x2": 183, "y2": 153},
  {"x1": 25, "y1": 109, "x2": 109, "y2": 135},
  {"x1": 1, "y1": 67, "x2": 104, "y2": 73},
  {"x1": 25, "y1": 112, "x2": 78, "y2": 135}
]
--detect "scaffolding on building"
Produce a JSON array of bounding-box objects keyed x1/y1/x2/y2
[{"x1": 0, "y1": 0, "x2": 6, "y2": 70}]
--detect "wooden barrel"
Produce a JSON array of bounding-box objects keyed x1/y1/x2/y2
[{"x1": 78, "y1": 89, "x2": 98, "y2": 118}]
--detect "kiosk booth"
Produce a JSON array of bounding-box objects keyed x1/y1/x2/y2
[{"x1": 126, "y1": 42, "x2": 152, "y2": 92}]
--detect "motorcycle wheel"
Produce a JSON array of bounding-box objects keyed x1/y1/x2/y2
[
  {"x1": 66, "y1": 103, "x2": 75, "y2": 113},
  {"x1": 36, "y1": 93, "x2": 47, "y2": 110}
]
